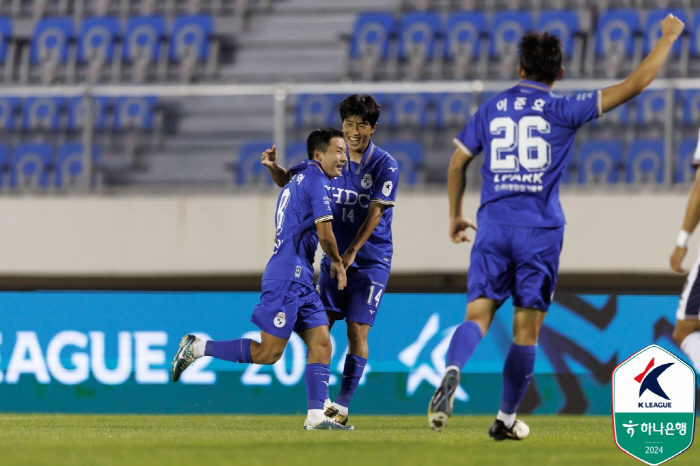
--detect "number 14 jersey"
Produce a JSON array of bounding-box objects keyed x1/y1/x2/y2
[{"x1": 454, "y1": 80, "x2": 601, "y2": 228}]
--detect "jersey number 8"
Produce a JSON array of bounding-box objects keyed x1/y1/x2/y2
[{"x1": 490, "y1": 116, "x2": 551, "y2": 173}]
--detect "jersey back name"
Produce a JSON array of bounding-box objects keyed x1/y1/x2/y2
[{"x1": 454, "y1": 80, "x2": 601, "y2": 227}]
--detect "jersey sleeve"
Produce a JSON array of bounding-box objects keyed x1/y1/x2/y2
[
  {"x1": 693, "y1": 127, "x2": 700, "y2": 167},
  {"x1": 550, "y1": 90, "x2": 602, "y2": 129},
  {"x1": 308, "y1": 175, "x2": 333, "y2": 224},
  {"x1": 288, "y1": 159, "x2": 309, "y2": 177},
  {"x1": 370, "y1": 158, "x2": 399, "y2": 207},
  {"x1": 453, "y1": 108, "x2": 483, "y2": 157}
]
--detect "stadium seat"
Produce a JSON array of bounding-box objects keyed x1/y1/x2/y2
[
  {"x1": 398, "y1": 12, "x2": 440, "y2": 79},
  {"x1": 577, "y1": 140, "x2": 623, "y2": 184},
  {"x1": 0, "y1": 97, "x2": 20, "y2": 131},
  {"x1": 10, "y1": 143, "x2": 52, "y2": 189},
  {"x1": 0, "y1": 144, "x2": 8, "y2": 186},
  {"x1": 124, "y1": 16, "x2": 166, "y2": 82},
  {"x1": 690, "y1": 10, "x2": 700, "y2": 58},
  {"x1": 435, "y1": 92, "x2": 475, "y2": 128},
  {"x1": 382, "y1": 140, "x2": 422, "y2": 185},
  {"x1": 78, "y1": 17, "x2": 120, "y2": 83},
  {"x1": 537, "y1": 10, "x2": 585, "y2": 77},
  {"x1": 350, "y1": 12, "x2": 396, "y2": 80},
  {"x1": 55, "y1": 142, "x2": 100, "y2": 189},
  {"x1": 676, "y1": 139, "x2": 697, "y2": 184},
  {"x1": 444, "y1": 12, "x2": 487, "y2": 79},
  {"x1": 591, "y1": 98, "x2": 631, "y2": 126},
  {"x1": 67, "y1": 95, "x2": 110, "y2": 130},
  {"x1": 635, "y1": 90, "x2": 669, "y2": 124},
  {"x1": 491, "y1": 11, "x2": 532, "y2": 78},
  {"x1": 643, "y1": 9, "x2": 686, "y2": 56},
  {"x1": 169, "y1": 14, "x2": 214, "y2": 81},
  {"x1": 595, "y1": 10, "x2": 639, "y2": 78},
  {"x1": 30, "y1": 17, "x2": 74, "y2": 83},
  {"x1": 114, "y1": 96, "x2": 158, "y2": 130},
  {"x1": 22, "y1": 96, "x2": 65, "y2": 131},
  {"x1": 0, "y1": 17, "x2": 12, "y2": 65},
  {"x1": 389, "y1": 93, "x2": 430, "y2": 128},
  {"x1": 625, "y1": 139, "x2": 664, "y2": 184},
  {"x1": 237, "y1": 141, "x2": 276, "y2": 186},
  {"x1": 285, "y1": 141, "x2": 310, "y2": 169},
  {"x1": 295, "y1": 94, "x2": 339, "y2": 128},
  {"x1": 679, "y1": 89, "x2": 700, "y2": 124}
]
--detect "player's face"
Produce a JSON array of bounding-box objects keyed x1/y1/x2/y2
[
  {"x1": 318, "y1": 137, "x2": 347, "y2": 178},
  {"x1": 342, "y1": 115, "x2": 377, "y2": 153}
]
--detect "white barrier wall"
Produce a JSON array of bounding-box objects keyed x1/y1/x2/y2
[{"x1": 0, "y1": 192, "x2": 693, "y2": 275}]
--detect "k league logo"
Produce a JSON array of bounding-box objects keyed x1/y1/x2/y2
[{"x1": 612, "y1": 345, "x2": 696, "y2": 465}]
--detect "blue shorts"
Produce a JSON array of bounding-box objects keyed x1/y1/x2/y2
[
  {"x1": 467, "y1": 224, "x2": 564, "y2": 312},
  {"x1": 251, "y1": 279, "x2": 329, "y2": 339},
  {"x1": 317, "y1": 262, "x2": 390, "y2": 326}
]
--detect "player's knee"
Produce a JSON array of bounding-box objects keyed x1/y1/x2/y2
[
  {"x1": 672, "y1": 327, "x2": 689, "y2": 346},
  {"x1": 256, "y1": 347, "x2": 284, "y2": 365},
  {"x1": 347, "y1": 323, "x2": 370, "y2": 345}
]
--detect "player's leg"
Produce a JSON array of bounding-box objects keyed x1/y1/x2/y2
[{"x1": 674, "y1": 264, "x2": 700, "y2": 371}]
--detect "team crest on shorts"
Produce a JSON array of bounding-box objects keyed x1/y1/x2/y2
[
  {"x1": 361, "y1": 174, "x2": 373, "y2": 189},
  {"x1": 274, "y1": 312, "x2": 286, "y2": 328},
  {"x1": 295, "y1": 266, "x2": 301, "y2": 278}
]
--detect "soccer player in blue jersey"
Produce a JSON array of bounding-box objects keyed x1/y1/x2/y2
[
  {"x1": 262, "y1": 95, "x2": 399, "y2": 425},
  {"x1": 171, "y1": 128, "x2": 353, "y2": 430},
  {"x1": 428, "y1": 15, "x2": 685, "y2": 439}
]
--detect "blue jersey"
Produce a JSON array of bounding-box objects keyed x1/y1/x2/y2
[
  {"x1": 289, "y1": 141, "x2": 399, "y2": 271},
  {"x1": 262, "y1": 160, "x2": 333, "y2": 287},
  {"x1": 454, "y1": 80, "x2": 601, "y2": 228}
]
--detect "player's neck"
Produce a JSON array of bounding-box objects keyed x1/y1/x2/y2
[{"x1": 348, "y1": 145, "x2": 368, "y2": 163}]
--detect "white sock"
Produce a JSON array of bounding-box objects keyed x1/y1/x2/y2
[
  {"x1": 192, "y1": 339, "x2": 208, "y2": 359},
  {"x1": 680, "y1": 331, "x2": 700, "y2": 372},
  {"x1": 497, "y1": 410, "x2": 516, "y2": 428},
  {"x1": 307, "y1": 409, "x2": 325, "y2": 424},
  {"x1": 332, "y1": 402, "x2": 348, "y2": 416}
]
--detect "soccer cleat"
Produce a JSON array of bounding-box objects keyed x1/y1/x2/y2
[
  {"x1": 324, "y1": 405, "x2": 349, "y2": 426},
  {"x1": 428, "y1": 365, "x2": 460, "y2": 431},
  {"x1": 170, "y1": 334, "x2": 200, "y2": 382},
  {"x1": 488, "y1": 419, "x2": 529, "y2": 441},
  {"x1": 303, "y1": 418, "x2": 355, "y2": 430}
]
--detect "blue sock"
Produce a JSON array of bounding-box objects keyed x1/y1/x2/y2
[
  {"x1": 446, "y1": 321, "x2": 483, "y2": 370},
  {"x1": 335, "y1": 354, "x2": 367, "y2": 408},
  {"x1": 500, "y1": 343, "x2": 537, "y2": 414},
  {"x1": 205, "y1": 339, "x2": 253, "y2": 364},
  {"x1": 305, "y1": 363, "x2": 330, "y2": 410}
]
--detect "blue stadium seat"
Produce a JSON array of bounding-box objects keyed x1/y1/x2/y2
[
  {"x1": 31, "y1": 18, "x2": 73, "y2": 65},
  {"x1": 679, "y1": 89, "x2": 700, "y2": 124},
  {"x1": 644, "y1": 9, "x2": 686, "y2": 56},
  {"x1": 0, "y1": 17, "x2": 12, "y2": 64},
  {"x1": 635, "y1": 90, "x2": 668, "y2": 124},
  {"x1": 490, "y1": 12, "x2": 532, "y2": 59},
  {"x1": 389, "y1": 93, "x2": 430, "y2": 128},
  {"x1": 0, "y1": 144, "x2": 8, "y2": 186},
  {"x1": 67, "y1": 96, "x2": 110, "y2": 130},
  {"x1": 285, "y1": 141, "x2": 309, "y2": 169},
  {"x1": 237, "y1": 141, "x2": 275, "y2": 186},
  {"x1": 295, "y1": 94, "x2": 339, "y2": 128},
  {"x1": 595, "y1": 10, "x2": 639, "y2": 59},
  {"x1": 55, "y1": 143, "x2": 100, "y2": 188},
  {"x1": 0, "y1": 97, "x2": 20, "y2": 131},
  {"x1": 444, "y1": 12, "x2": 486, "y2": 62},
  {"x1": 591, "y1": 98, "x2": 631, "y2": 126},
  {"x1": 382, "y1": 141, "x2": 422, "y2": 185},
  {"x1": 78, "y1": 17, "x2": 119, "y2": 64},
  {"x1": 169, "y1": 14, "x2": 213, "y2": 63},
  {"x1": 10, "y1": 143, "x2": 52, "y2": 189},
  {"x1": 577, "y1": 140, "x2": 622, "y2": 184},
  {"x1": 124, "y1": 16, "x2": 166, "y2": 64},
  {"x1": 626, "y1": 140, "x2": 664, "y2": 184},
  {"x1": 22, "y1": 97, "x2": 65, "y2": 131},
  {"x1": 690, "y1": 11, "x2": 700, "y2": 57},
  {"x1": 537, "y1": 10, "x2": 580, "y2": 58},
  {"x1": 114, "y1": 96, "x2": 158, "y2": 130},
  {"x1": 350, "y1": 12, "x2": 396, "y2": 60},
  {"x1": 676, "y1": 139, "x2": 697, "y2": 184},
  {"x1": 435, "y1": 93, "x2": 475, "y2": 128},
  {"x1": 398, "y1": 12, "x2": 441, "y2": 62}
]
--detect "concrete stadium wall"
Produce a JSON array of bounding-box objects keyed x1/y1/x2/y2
[{"x1": 0, "y1": 192, "x2": 693, "y2": 275}]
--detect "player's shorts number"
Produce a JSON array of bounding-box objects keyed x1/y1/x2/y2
[
  {"x1": 490, "y1": 116, "x2": 551, "y2": 173},
  {"x1": 367, "y1": 285, "x2": 383, "y2": 307}
]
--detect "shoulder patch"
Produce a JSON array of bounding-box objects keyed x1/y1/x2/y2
[{"x1": 382, "y1": 180, "x2": 393, "y2": 196}]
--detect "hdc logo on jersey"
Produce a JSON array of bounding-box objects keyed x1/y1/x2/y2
[{"x1": 612, "y1": 345, "x2": 695, "y2": 465}]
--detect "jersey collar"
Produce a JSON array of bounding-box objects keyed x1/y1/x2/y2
[
  {"x1": 346, "y1": 140, "x2": 376, "y2": 175},
  {"x1": 308, "y1": 159, "x2": 324, "y2": 175},
  {"x1": 517, "y1": 80, "x2": 551, "y2": 93}
]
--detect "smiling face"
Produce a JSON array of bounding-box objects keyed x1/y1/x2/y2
[
  {"x1": 315, "y1": 136, "x2": 347, "y2": 178},
  {"x1": 342, "y1": 115, "x2": 377, "y2": 156}
]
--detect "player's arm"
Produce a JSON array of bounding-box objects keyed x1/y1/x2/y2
[
  {"x1": 261, "y1": 145, "x2": 292, "y2": 187},
  {"x1": 600, "y1": 14, "x2": 684, "y2": 114},
  {"x1": 447, "y1": 146, "x2": 477, "y2": 243},
  {"x1": 316, "y1": 220, "x2": 347, "y2": 290},
  {"x1": 671, "y1": 167, "x2": 700, "y2": 274},
  {"x1": 341, "y1": 201, "x2": 386, "y2": 268}
]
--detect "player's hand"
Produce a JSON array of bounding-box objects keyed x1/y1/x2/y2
[
  {"x1": 670, "y1": 246, "x2": 688, "y2": 274},
  {"x1": 449, "y1": 215, "x2": 477, "y2": 243},
  {"x1": 341, "y1": 250, "x2": 356, "y2": 269},
  {"x1": 661, "y1": 14, "x2": 685, "y2": 42},
  {"x1": 261, "y1": 145, "x2": 277, "y2": 168},
  {"x1": 330, "y1": 261, "x2": 347, "y2": 290}
]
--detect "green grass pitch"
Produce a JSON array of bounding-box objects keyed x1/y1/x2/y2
[{"x1": 0, "y1": 415, "x2": 697, "y2": 466}]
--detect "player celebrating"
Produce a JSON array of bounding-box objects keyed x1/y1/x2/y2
[
  {"x1": 669, "y1": 132, "x2": 700, "y2": 374},
  {"x1": 171, "y1": 128, "x2": 353, "y2": 430},
  {"x1": 262, "y1": 95, "x2": 399, "y2": 426},
  {"x1": 428, "y1": 15, "x2": 685, "y2": 439}
]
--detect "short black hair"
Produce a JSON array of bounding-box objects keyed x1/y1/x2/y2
[
  {"x1": 307, "y1": 127, "x2": 345, "y2": 159},
  {"x1": 339, "y1": 94, "x2": 381, "y2": 126},
  {"x1": 518, "y1": 32, "x2": 563, "y2": 84}
]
